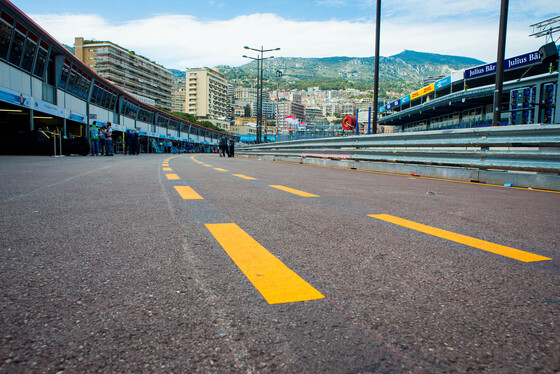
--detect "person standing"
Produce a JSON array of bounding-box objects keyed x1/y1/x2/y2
[
  {"x1": 218, "y1": 137, "x2": 224, "y2": 157},
  {"x1": 103, "y1": 122, "x2": 114, "y2": 156},
  {"x1": 219, "y1": 135, "x2": 228, "y2": 157},
  {"x1": 98, "y1": 124, "x2": 106, "y2": 156},
  {"x1": 132, "y1": 128, "x2": 139, "y2": 155},
  {"x1": 89, "y1": 121, "x2": 99, "y2": 156},
  {"x1": 228, "y1": 138, "x2": 235, "y2": 157},
  {"x1": 125, "y1": 129, "x2": 133, "y2": 155}
]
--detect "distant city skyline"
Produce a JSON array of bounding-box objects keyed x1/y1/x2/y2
[{"x1": 12, "y1": 0, "x2": 560, "y2": 70}]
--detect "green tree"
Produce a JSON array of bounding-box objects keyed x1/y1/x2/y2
[{"x1": 160, "y1": 110, "x2": 224, "y2": 132}]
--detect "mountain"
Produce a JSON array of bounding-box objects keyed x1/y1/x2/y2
[
  {"x1": 169, "y1": 69, "x2": 185, "y2": 80},
  {"x1": 212, "y1": 51, "x2": 485, "y2": 94},
  {"x1": 390, "y1": 50, "x2": 484, "y2": 67}
]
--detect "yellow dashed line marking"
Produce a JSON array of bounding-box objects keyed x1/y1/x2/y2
[
  {"x1": 269, "y1": 185, "x2": 319, "y2": 197},
  {"x1": 166, "y1": 174, "x2": 180, "y2": 180},
  {"x1": 233, "y1": 174, "x2": 257, "y2": 180},
  {"x1": 163, "y1": 167, "x2": 172, "y2": 171},
  {"x1": 174, "y1": 186, "x2": 203, "y2": 200},
  {"x1": 369, "y1": 214, "x2": 552, "y2": 263},
  {"x1": 214, "y1": 168, "x2": 228, "y2": 172},
  {"x1": 205, "y1": 223, "x2": 324, "y2": 304},
  {"x1": 204, "y1": 164, "x2": 213, "y2": 167}
]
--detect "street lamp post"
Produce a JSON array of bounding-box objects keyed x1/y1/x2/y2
[
  {"x1": 276, "y1": 69, "x2": 283, "y2": 142},
  {"x1": 243, "y1": 45, "x2": 280, "y2": 143}
]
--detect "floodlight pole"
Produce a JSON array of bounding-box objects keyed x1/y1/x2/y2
[
  {"x1": 372, "y1": 0, "x2": 381, "y2": 135},
  {"x1": 492, "y1": 0, "x2": 509, "y2": 126},
  {"x1": 243, "y1": 46, "x2": 280, "y2": 143}
]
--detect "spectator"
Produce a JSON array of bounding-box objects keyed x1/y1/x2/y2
[
  {"x1": 103, "y1": 122, "x2": 114, "y2": 156},
  {"x1": 89, "y1": 121, "x2": 99, "y2": 156},
  {"x1": 125, "y1": 130, "x2": 133, "y2": 155},
  {"x1": 219, "y1": 135, "x2": 228, "y2": 157},
  {"x1": 98, "y1": 124, "x2": 106, "y2": 156},
  {"x1": 228, "y1": 137, "x2": 235, "y2": 157},
  {"x1": 132, "y1": 128, "x2": 139, "y2": 155}
]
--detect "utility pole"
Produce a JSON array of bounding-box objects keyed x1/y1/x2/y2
[
  {"x1": 243, "y1": 46, "x2": 280, "y2": 143},
  {"x1": 492, "y1": 0, "x2": 509, "y2": 126},
  {"x1": 372, "y1": 0, "x2": 381, "y2": 134}
]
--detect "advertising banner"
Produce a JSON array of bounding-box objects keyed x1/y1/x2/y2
[
  {"x1": 32, "y1": 98, "x2": 64, "y2": 117},
  {"x1": 112, "y1": 123, "x2": 126, "y2": 132},
  {"x1": 465, "y1": 51, "x2": 541, "y2": 79},
  {"x1": 435, "y1": 76, "x2": 451, "y2": 90},
  {"x1": 411, "y1": 83, "x2": 435, "y2": 100},
  {"x1": 68, "y1": 110, "x2": 87, "y2": 124},
  {"x1": 464, "y1": 62, "x2": 496, "y2": 79},
  {"x1": 0, "y1": 86, "x2": 31, "y2": 108}
]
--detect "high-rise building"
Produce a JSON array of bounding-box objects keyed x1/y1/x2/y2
[
  {"x1": 233, "y1": 86, "x2": 274, "y2": 119},
  {"x1": 171, "y1": 82, "x2": 186, "y2": 113},
  {"x1": 185, "y1": 67, "x2": 228, "y2": 119},
  {"x1": 278, "y1": 101, "x2": 305, "y2": 130},
  {"x1": 74, "y1": 37, "x2": 173, "y2": 110}
]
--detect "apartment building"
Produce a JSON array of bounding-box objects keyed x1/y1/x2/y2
[
  {"x1": 233, "y1": 86, "x2": 274, "y2": 119},
  {"x1": 185, "y1": 67, "x2": 228, "y2": 119},
  {"x1": 234, "y1": 86, "x2": 257, "y2": 101},
  {"x1": 74, "y1": 37, "x2": 173, "y2": 110},
  {"x1": 277, "y1": 101, "x2": 305, "y2": 130},
  {"x1": 339, "y1": 101, "x2": 356, "y2": 116},
  {"x1": 171, "y1": 82, "x2": 186, "y2": 113},
  {"x1": 321, "y1": 102, "x2": 338, "y2": 116}
]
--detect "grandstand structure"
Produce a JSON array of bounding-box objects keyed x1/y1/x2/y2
[
  {"x1": 378, "y1": 48, "x2": 559, "y2": 132},
  {"x1": 0, "y1": 0, "x2": 225, "y2": 153}
]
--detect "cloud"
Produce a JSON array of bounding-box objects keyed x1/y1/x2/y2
[{"x1": 29, "y1": 10, "x2": 550, "y2": 70}]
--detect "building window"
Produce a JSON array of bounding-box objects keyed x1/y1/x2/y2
[
  {"x1": 58, "y1": 59, "x2": 71, "y2": 89},
  {"x1": 0, "y1": 11, "x2": 14, "y2": 60},
  {"x1": 33, "y1": 41, "x2": 48, "y2": 78},
  {"x1": 20, "y1": 31, "x2": 37, "y2": 72},
  {"x1": 8, "y1": 22, "x2": 26, "y2": 66}
]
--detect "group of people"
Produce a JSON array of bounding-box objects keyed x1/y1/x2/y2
[
  {"x1": 218, "y1": 135, "x2": 235, "y2": 158},
  {"x1": 89, "y1": 121, "x2": 113, "y2": 156},
  {"x1": 89, "y1": 121, "x2": 140, "y2": 156},
  {"x1": 124, "y1": 129, "x2": 140, "y2": 155}
]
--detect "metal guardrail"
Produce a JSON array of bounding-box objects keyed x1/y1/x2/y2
[{"x1": 238, "y1": 124, "x2": 560, "y2": 172}]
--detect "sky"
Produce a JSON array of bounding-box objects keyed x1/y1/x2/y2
[{"x1": 11, "y1": 0, "x2": 560, "y2": 70}]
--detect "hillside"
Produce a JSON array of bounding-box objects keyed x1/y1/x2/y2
[
  {"x1": 215, "y1": 51, "x2": 484, "y2": 83},
  {"x1": 211, "y1": 50, "x2": 484, "y2": 95},
  {"x1": 390, "y1": 50, "x2": 484, "y2": 68}
]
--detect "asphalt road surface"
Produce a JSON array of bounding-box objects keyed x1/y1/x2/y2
[{"x1": 1, "y1": 154, "x2": 559, "y2": 373}]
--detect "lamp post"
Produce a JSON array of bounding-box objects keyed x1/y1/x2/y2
[
  {"x1": 243, "y1": 45, "x2": 280, "y2": 143},
  {"x1": 275, "y1": 69, "x2": 283, "y2": 142}
]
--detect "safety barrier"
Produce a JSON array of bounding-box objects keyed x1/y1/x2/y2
[{"x1": 238, "y1": 124, "x2": 560, "y2": 190}]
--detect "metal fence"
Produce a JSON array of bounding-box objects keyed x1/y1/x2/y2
[{"x1": 238, "y1": 124, "x2": 560, "y2": 173}]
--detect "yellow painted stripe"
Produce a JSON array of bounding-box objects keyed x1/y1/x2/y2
[
  {"x1": 233, "y1": 174, "x2": 257, "y2": 180},
  {"x1": 214, "y1": 168, "x2": 228, "y2": 172},
  {"x1": 206, "y1": 223, "x2": 324, "y2": 304},
  {"x1": 204, "y1": 164, "x2": 213, "y2": 167},
  {"x1": 166, "y1": 173, "x2": 180, "y2": 180},
  {"x1": 269, "y1": 185, "x2": 319, "y2": 197},
  {"x1": 162, "y1": 163, "x2": 169, "y2": 166},
  {"x1": 369, "y1": 214, "x2": 551, "y2": 263},
  {"x1": 163, "y1": 167, "x2": 172, "y2": 171},
  {"x1": 174, "y1": 186, "x2": 203, "y2": 200}
]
